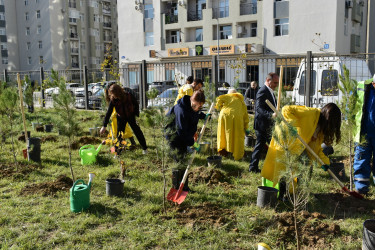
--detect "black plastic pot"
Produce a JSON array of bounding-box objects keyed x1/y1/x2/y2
[
  {"x1": 245, "y1": 136, "x2": 256, "y2": 147},
  {"x1": 22, "y1": 131, "x2": 31, "y2": 138},
  {"x1": 44, "y1": 124, "x2": 53, "y2": 133},
  {"x1": 330, "y1": 162, "x2": 346, "y2": 181},
  {"x1": 28, "y1": 137, "x2": 41, "y2": 163},
  {"x1": 106, "y1": 179, "x2": 125, "y2": 197},
  {"x1": 363, "y1": 219, "x2": 375, "y2": 250},
  {"x1": 257, "y1": 186, "x2": 278, "y2": 208},
  {"x1": 207, "y1": 155, "x2": 222, "y2": 168}
]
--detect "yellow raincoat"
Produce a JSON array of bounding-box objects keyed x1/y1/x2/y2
[
  {"x1": 107, "y1": 109, "x2": 133, "y2": 142},
  {"x1": 174, "y1": 84, "x2": 193, "y2": 105},
  {"x1": 216, "y1": 93, "x2": 249, "y2": 160},
  {"x1": 261, "y1": 105, "x2": 330, "y2": 184}
]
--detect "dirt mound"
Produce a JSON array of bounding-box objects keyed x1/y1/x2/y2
[
  {"x1": 41, "y1": 135, "x2": 57, "y2": 143},
  {"x1": 17, "y1": 134, "x2": 27, "y2": 142},
  {"x1": 314, "y1": 191, "x2": 375, "y2": 217},
  {"x1": 276, "y1": 211, "x2": 340, "y2": 248},
  {"x1": 0, "y1": 163, "x2": 41, "y2": 178},
  {"x1": 81, "y1": 117, "x2": 93, "y2": 122},
  {"x1": 20, "y1": 175, "x2": 73, "y2": 197},
  {"x1": 36, "y1": 126, "x2": 44, "y2": 132},
  {"x1": 164, "y1": 202, "x2": 236, "y2": 228},
  {"x1": 189, "y1": 166, "x2": 226, "y2": 185},
  {"x1": 71, "y1": 136, "x2": 102, "y2": 149}
]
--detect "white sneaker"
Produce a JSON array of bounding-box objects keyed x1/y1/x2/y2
[{"x1": 142, "y1": 149, "x2": 148, "y2": 155}]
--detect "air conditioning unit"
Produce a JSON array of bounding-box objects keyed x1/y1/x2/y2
[
  {"x1": 237, "y1": 26, "x2": 243, "y2": 34},
  {"x1": 178, "y1": 0, "x2": 185, "y2": 7},
  {"x1": 61, "y1": 8, "x2": 66, "y2": 13},
  {"x1": 346, "y1": 0, "x2": 353, "y2": 8},
  {"x1": 135, "y1": 5, "x2": 141, "y2": 11}
]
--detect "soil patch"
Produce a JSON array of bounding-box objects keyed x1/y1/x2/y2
[
  {"x1": 163, "y1": 202, "x2": 236, "y2": 228},
  {"x1": 0, "y1": 163, "x2": 41, "y2": 179},
  {"x1": 81, "y1": 117, "x2": 93, "y2": 122},
  {"x1": 70, "y1": 136, "x2": 102, "y2": 150},
  {"x1": 20, "y1": 175, "x2": 73, "y2": 197},
  {"x1": 276, "y1": 211, "x2": 340, "y2": 248},
  {"x1": 189, "y1": 166, "x2": 227, "y2": 185},
  {"x1": 313, "y1": 191, "x2": 375, "y2": 218},
  {"x1": 41, "y1": 135, "x2": 57, "y2": 143}
]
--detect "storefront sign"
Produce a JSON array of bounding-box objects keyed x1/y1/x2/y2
[
  {"x1": 209, "y1": 44, "x2": 235, "y2": 55},
  {"x1": 149, "y1": 50, "x2": 156, "y2": 58},
  {"x1": 195, "y1": 45, "x2": 203, "y2": 56},
  {"x1": 168, "y1": 48, "x2": 189, "y2": 57}
]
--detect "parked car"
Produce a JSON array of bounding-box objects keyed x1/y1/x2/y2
[
  {"x1": 75, "y1": 88, "x2": 104, "y2": 110},
  {"x1": 74, "y1": 83, "x2": 103, "y2": 97},
  {"x1": 147, "y1": 87, "x2": 178, "y2": 108},
  {"x1": 149, "y1": 81, "x2": 175, "y2": 94},
  {"x1": 45, "y1": 83, "x2": 82, "y2": 96}
]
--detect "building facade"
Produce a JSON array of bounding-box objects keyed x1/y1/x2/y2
[
  {"x1": 118, "y1": 0, "x2": 375, "y2": 86},
  {"x1": 0, "y1": 0, "x2": 118, "y2": 72}
]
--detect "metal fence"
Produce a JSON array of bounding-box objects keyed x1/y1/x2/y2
[{"x1": 3, "y1": 52, "x2": 375, "y2": 111}]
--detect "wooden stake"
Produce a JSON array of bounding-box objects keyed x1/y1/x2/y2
[
  {"x1": 277, "y1": 65, "x2": 283, "y2": 111},
  {"x1": 17, "y1": 74, "x2": 29, "y2": 161}
]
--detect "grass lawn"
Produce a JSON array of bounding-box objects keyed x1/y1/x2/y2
[{"x1": 0, "y1": 108, "x2": 373, "y2": 249}]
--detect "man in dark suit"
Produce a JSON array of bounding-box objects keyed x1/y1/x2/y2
[{"x1": 249, "y1": 72, "x2": 279, "y2": 173}]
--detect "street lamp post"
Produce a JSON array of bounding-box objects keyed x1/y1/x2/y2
[{"x1": 216, "y1": 17, "x2": 220, "y2": 86}]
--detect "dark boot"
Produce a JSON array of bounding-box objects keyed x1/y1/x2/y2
[{"x1": 172, "y1": 168, "x2": 190, "y2": 192}]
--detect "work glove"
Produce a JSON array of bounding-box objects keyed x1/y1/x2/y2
[
  {"x1": 193, "y1": 142, "x2": 200, "y2": 152},
  {"x1": 204, "y1": 113, "x2": 212, "y2": 121},
  {"x1": 321, "y1": 165, "x2": 330, "y2": 171},
  {"x1": 245, "y1": 129, "x2": 250, "y2": 136}
]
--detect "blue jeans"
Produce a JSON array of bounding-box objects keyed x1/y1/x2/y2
[{"x1": 353, "y1": 135, "x2": 375, "y2": 194}]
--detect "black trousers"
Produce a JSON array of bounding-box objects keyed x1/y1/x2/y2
[
  {"x1": 117, "y1": 115, "x2": 147, "y2": 150},
  {"x1": 169, "y1": 141, "x2": 187, "y2": 163},
  {"x1": 249, "y1": 129, "x2": 272, "y2": 171}
]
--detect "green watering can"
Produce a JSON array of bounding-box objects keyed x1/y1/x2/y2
[
  {"x1": 70, "y1": 173, "x2": 96, "y2": 213},
  {"x1": 79, "y1": 143, "x2": 103, "y2": 165}
]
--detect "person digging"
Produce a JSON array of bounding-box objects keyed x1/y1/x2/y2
[{"x1": 166, "y1": 90, "x2": 210, "y2": 192}]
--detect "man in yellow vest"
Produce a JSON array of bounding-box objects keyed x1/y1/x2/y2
[{"x1": 174, "y1": 78, "x2": 204, "y2": 105}]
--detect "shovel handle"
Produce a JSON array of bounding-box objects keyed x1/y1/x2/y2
[{"x1": 265, "y1": 100, "x2": 345, "y2": 189}]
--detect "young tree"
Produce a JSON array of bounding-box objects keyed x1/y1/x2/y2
[
  {"x1": 338, "y1": 65, "x2": 361, "y2": 190},
  {"x1": 47, "y1": 70, "x2": 80, "y2": 182}
]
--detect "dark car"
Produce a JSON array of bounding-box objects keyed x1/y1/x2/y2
[
  {"x1": 149, "y1": 81, "x2": 175, "y2": 94},
  {"x1": 75, "y1": 88, "x2": 104, "y2": 110}
]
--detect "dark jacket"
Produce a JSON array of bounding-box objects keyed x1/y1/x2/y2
[
  {"x1": 361, "y1": 83, "x2": 375, "y2": 136},
  {"x1": 244, "y1": 86, "x2": 259, "y2": 101},
  {"x1": 254, "y1": 85, "x2": 277, "y2": 132},
  {"x1": 166, "y1": 95, "x2": 205, "y2": 148},
  {"x1": 103, "y1": 88, "x2": 139, "y2": 127}
]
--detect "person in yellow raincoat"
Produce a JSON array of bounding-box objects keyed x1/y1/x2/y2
[
  {"x1": 261, "y1": 103, "x2": 341, "y2": 187},
  {"x1": 174, "y1": 78, "x2": 203, "y2": 105},
  {"x1": 216, "y1": 88, "x2": 250, "y2": 160},
  {"x1": 106, "y1": 109, "x2": 136, "y2": 145}
]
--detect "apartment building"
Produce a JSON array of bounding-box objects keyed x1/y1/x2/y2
[
  {"x1": 118, "y1": 0, "x2": 375, "y2": 85},
  {"x1": 0, "y1": 0, "x2": 118, "y2": 72}
]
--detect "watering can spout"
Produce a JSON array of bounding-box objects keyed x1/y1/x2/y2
[
  {"x1": 88, "y1": 172, "x2": 96, "y2": 189},
  {"x1": 95, "y1": 142, "x2": 104, "y2": 155}
]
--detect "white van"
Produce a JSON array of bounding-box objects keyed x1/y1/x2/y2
[{"x1": 292, "y1": 57, "x2": 372, "y2": 108}]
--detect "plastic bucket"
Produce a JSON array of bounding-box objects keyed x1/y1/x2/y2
[
  {"x1": 89, "y1": 128, "x2": 97, "y2": 136},
  {"x1": 106, "y1": 179, "x2": 125, "y2": 197},
  {"x1": 207, "y1": 155, "x2": 222, "y2": 168},
  {"x1": 257, "y1": 186, "x2": 278, "y2": 208},
  {"x1": 32, "y1": 122, "x2": 41, "y2": 130},
  {"x1": 245, "y1": 136, "x2": 256, "y2": 147},
  {"x1": 28, "y1": 137, "x2": 41, "y2": 163},
  {"x1": 44, "y1": 124, "x2": 53, "y2": 133},
  {"x1": 363, "y1": 219, "x2": 375, "y2": 250},
  {"x1": 199, "y1": 142, "x2": 211, "y2": 154}
]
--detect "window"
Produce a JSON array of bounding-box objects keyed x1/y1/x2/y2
[
  {"x1": 81, "y1": 28, "x2": 85, "y2": 36},
  {"x1": 321, "y1": 70, "x2": 339, "y2": 96},
  {"x1": 195, "y1": 28, "x2": 203, "y2": 41},
  {"x1": 344, "y1": 18, "x2": 348, "y2": 36},
  {"x1": 27, "y1": 57, "x2": 32, "y2": 65},
  {"x1": 38, "y1": 41, "x2": 42, "y2": 49},
  {"x1": 69, "y1": 18, "x2": 77, "y2": 23},
  {"x1": 220, "y1": 25, "x2": 232, "y2": 39},
  {"x1": 0, "y1": 13, "x2": 4, "y2": 21},
  {"x1": 147, "y1": 70, "x2": 154, "y2": 84},
  {"x1": 0, "y1": 28, "x2": 6, "y2": 35},
  {"x1": 90, "y1": 28, "x2": 99, "y2": 36},
  {"x1": 95, "y1": 43, "x2": 102, "y2": 51},
  {"x1": 37, "y1": 25, "x2": 41, "y2": 34},
  {"x1": 36, "y1": 10, "x2": 41, "y2": 19},
  {"x1": 25, "y1": 0, "x2": 28, "y2": 5},
  {"x1": 298, "y1": 70, "x2": 316, "y2": 96},
  {"x1": 27, "y1": 42, "x2": 31, "y2": 50},
  {"x1": 213, "y1": 0, "x2": 229, "y2": 18},
  {"x1": 26, "y1": 27, "x2": 30, "y2": 35},
  {"x1": 170, "y1": 30, "x2": 181, "y2": 43},
  {"x1": 90, "y1": 0, "x2": 98, "y2": 8},
  {"x1": 145, "y1": 32, "x2": 154, "y2": 46},
  {"x1": 2, "y1": 58, "x2": 8, "y2": 64},
  {"x1": 25, "y1": 12, "x2": 29, "y2": 21},
  {"x1": 144, "y1": 5, "x2": 154, "y2": 19},
  {"x1": 80, "y1": 13, "x2": 84, "y2": 22},
  {"x1": 93, "y1": 14, "x2": 100, "y2": 22},
  {"x1": 0, "y1": 43, "x2": 6, "y2": 50},
  {"x1": 39, "y1": 56, "x2": 44, "y2": 64},
  {"x1": 250, "y1": 22, "x2": 257, "y2": 37},
  {"x1": 275, "y1": 18, "x2": 289, "y2": 36},
  {"x1": 80, "y1": 42, "x2": 85, "y2": 50}
]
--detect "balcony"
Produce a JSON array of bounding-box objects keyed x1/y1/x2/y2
[
  {"x1": 71, "y1": 63, "x2": 79, "y2": 68},
  {"x1": 212, "y1": 6, "x2": 229, "y2": 19},
  {"x1": 103, "y1": 22, "x2": 112, "y2": 28},
  {"x1": 240, "y1": 3, "x2": 257, "y2": 15},
  {"x1": 103, "y1": 7, "x2": 111, "y2": 15},
  {"x1": 104, "y1": 35, "x2": 112, "y2": 41},
  {"x1": 187, "y1": 10, "x2": 202, "y2": 21},
  {"x1": 165, "y1": 13, "x2": 178, "y2": 24},
  {"x1": 71, "y1": 48, "x2": 79, "y2": 54},
  {"x1": 70, "y1": 33, "x2": 78, "y2": 38}
]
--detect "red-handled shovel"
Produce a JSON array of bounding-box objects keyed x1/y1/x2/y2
[
  {"x1": 265, "y1": 100, "x2": 364, "y2": 200},
  {"x1": 167, "y1": 103, "x2": 215, "y2": 204}
]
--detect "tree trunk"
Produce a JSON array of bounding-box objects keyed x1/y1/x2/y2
[
  {"x1": 162, "y1": 142, "x2": 166, "y2": 214},
  {"x1": 349, "y1": 138, "x2": 353, "y2": 191},
  {"x1": 68, "y1": 137, "x2": 75, "y2": 182},
  {"x1": 10, "y1": 121, "x2": 17, "y2": 167}
]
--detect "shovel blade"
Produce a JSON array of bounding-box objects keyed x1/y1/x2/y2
[
  {"x1": 342, "y1": 186, "x2": 364, "y2": 200},
  {"x1": 167, "y1": 187, "x2": 189, "y2": 204}
]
